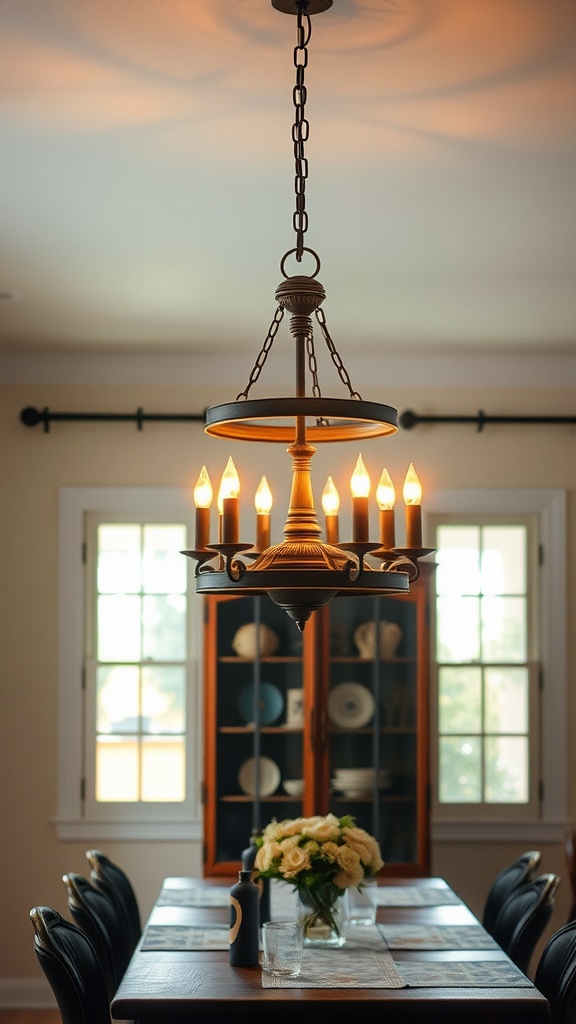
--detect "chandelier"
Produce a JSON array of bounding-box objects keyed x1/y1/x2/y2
[{"x1": 183, "y1": 0, "x2": 431, "y2": 630}]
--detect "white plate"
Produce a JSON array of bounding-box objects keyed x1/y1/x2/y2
[
  {"x1": 238, "y1": 756, "x2": 280, "y2": 796},
  {"x1": 328, "y1": 682, "x2": 375, "y2": 729}
]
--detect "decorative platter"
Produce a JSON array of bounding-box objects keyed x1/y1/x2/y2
[
  {"x1": 237, "y1": 682, "x2": 284, "y2": 726},
  {"x1": 238, "y1": 756, "x2": 281, "y2": 797},
  {"x1": 328, "y1": 682, "x2": 375, "y2": 729}
]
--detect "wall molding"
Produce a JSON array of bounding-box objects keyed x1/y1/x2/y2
[
  {"x1": 433, "y1": 820, "x2": 571, "y2": 844},
  {"x1": 0, "y1": 978, "x2": 55, "y2": 1009}
]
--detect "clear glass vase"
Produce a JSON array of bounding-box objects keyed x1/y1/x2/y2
[{"x1": 297, "y1": 887, "x2": 346, "y2": 947}]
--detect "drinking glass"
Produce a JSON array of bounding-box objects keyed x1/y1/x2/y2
[
  {"x1": 262, "y1": 920, "x2": 303, "y2": 977},
  {"x1": 346, "y1": 878, "x2": 377, "y2": 926}
]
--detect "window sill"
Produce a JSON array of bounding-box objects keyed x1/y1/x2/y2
[
  {"x1": 53, "y1": 817, "x2": 203, "y2": 841},
  {"x1": 432, "y1": 819, "x2": 570, "y2": 844}
]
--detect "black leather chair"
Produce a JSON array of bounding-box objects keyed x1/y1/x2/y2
[
  {"x1": 63, "y1": 871, "x2": 132, "y2": 999},
  {"x1": 492, "y1": 872, "x2": 560, "y2": 975},
  {"x1": 482, "y1": 850, "x2": 542, "y2": 937},
  {"x1": 564, "y1": 829, "x2": 576, "y2": 923},
  {"x1": 535, "y1": 918, "x2": 576, "y2": 1023},
  {"x1": 30, "y1": 906, "x2": 111, "y2": 1024},
  {"x1": 86, "y1": 849, "x2": 142, "y2": 953}
]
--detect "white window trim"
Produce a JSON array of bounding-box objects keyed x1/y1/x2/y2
[
  {"x1": 54, "y1": 487, "x2": 204, "y2": 841},
  {"x1": 424, "y1": 489, "x2": 569, "y2": 844}
]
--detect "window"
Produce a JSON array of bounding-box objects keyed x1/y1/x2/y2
[
  {"x1": 86, "y1": 517, "x2": 189, "y2": 810},
  {"x1": 56, "y1": 488, "x2": 202, "y2": 840},
  {"x1": 425, "y1": 489, "x2": 568, "y2": 842},
  {"x1": 434, "y1": 519, "x2": 538, "y2": 816}
]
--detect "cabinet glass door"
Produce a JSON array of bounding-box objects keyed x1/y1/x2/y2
[
  {"x1": 210, "y1": 596, "x2": 306, "y2": 867},
  {"x1": 325, "y1": 593, "x2": 424, "y2": 870}
]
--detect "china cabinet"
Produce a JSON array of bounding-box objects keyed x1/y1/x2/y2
[{"x1": 202, "y1": 565, "x2": 432, "y2": 877}]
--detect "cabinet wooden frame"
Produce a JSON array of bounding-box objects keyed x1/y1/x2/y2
[{"x1": 202, "y1": 567, "x2": 432, "y2": 877}]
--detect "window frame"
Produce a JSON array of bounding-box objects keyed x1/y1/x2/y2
[
  {"x1": 55, "y1": 487, "x2": 203, "y2": 841},
  {"x1": 424, "y1": 489, "x2": 568, "y2": 844}
]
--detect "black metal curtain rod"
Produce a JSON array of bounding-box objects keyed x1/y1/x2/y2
[
  {"x1": 19, "y1": 404, "x2": 576, "y2": 434},
  {"x1": 399, "y1": 409, "x2": 576, "y2": 432},
  {"x1": 20, "y1": 405, "x2": 206, "y2": 433}
]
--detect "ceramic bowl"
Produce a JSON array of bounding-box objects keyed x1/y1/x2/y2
[
  {"x1": 231, "y1": 622, "x2": 279, "y2": 658},
  {"x1": 283, "y1": 778, "x2": 304, "y2": 797}
]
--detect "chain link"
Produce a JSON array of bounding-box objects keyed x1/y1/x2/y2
[
  {"x1": 292, "y1": 5, "x2": 312, "y2": 261},
  {"x1": 315, "y1": 307, "x2": 363, "y2": 400},
  {"x1": 235, "y1": 306, "x2": 285, "y2": 400}
]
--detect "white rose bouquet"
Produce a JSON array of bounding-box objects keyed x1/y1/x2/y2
[{"x1": 254, "y1": 814, "x2": 383, "y2": 941}]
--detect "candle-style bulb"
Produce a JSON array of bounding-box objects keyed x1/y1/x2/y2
[
  {"x1": 403, "y1": 463, "x2": 422, "y2": 505},
  {"x1": 376, "y1": 468, "x2": 396, "y2": 550},
  {"x1": 194, "y1": 466, "x2": 213, "y2": 509},
  {"x1": 322, "y1": 476, "x2": 340, "y2": 517},
  {"x1": 217, "y1": 456, "x2": 240, "y2": 514},
  {"x1": 255, "y1": 476, "x2": 273, "y2": 514},
  {"x1": 403, "y1": 463, "x2": 422, "y2": 549},
  {"x1": 376, "y1": 469, "x2": 395, "y2": 510},
  {"x1": 350, "y1": 454, "x2": 371, "y2": 498}
]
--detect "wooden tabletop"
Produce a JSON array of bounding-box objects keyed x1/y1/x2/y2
[{"x1": 111, "y1": 876, "x2": 550, "y2": 1024}]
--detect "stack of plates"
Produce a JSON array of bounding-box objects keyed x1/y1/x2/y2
[{"x1": 331, "y1": 768, "x2": 391, "y2": 798}]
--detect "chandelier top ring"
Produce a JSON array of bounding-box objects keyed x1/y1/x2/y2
[{"x1": 280, "y1": 247, "x2": 321, "y2": 280}]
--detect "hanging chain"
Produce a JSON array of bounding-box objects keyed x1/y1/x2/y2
[
  {"x1": 306, "y1": 330, "x2": 332, "y2": 427},
  {"x1": 305, "y1": 332, "x2": 322, "y2": 399},
  {"x1": 292, "y1": 4, "x2": 312, "y2": 262},
  {"x1": 315, "y1": 307, "x2": 363, "y2": 400},
  {"x1": 235, "y1": 306, "x2": 286, "y2": 400}
]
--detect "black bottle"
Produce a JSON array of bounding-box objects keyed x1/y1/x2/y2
[
  {"x1": 242, "y1": 837, "x2": 271, "y2": 926},
  {"x1": 229, "y1": 870, "x2": 259, "y2": 966}
]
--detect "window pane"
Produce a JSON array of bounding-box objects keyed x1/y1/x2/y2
[
  {"x1": 97, "y1": 665, "x2": 139, "y2": 733},
  {"x1": 485, "y1": 736, "x2": 528, "y2": 802},
  {"x1": 481, "y1": 526, "x2": 526, "y2": 595},
  {"x1": 97, "y1": 524, "x2": 141, "y2": 592},
  {"x1": 437, "y1": 596, "x2": 480, "y2": 663},
  {"x1": 98, "y1": 595, "x2": 141, "y2": 661},
  {"x1": 142, "y1": 525, "x2": 187, "y2": 594},
  {"x1": 439, "y1": 666, "x2": 482, "y2": 734},
  {"x1": 96, "y1": 737, "x2": 139, "y2": 801},
  {"x1": 142, "y1": 595, "x2": 187, "y2": 660},
  {"x1": 439, "y1": 737, "x2": 481, "y2": 802},
  {"x1": 436, "y1": 527, "x2": 480, "y2": 595},
  {"x1": 481, "y1": 596, "x2": 527, "y2": 662},
  {"x1": 485, "y1": 668, "x2": 528, "y2": 734},
  {"x1": 142, "y1": 666, "x2": 186, "y2": 734},
  {"x1": 141, "y1": 738, "x2": 185, "y2": 801}
]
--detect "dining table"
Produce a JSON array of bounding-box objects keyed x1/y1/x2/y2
[{"x1": 110, "y1": 874, "x2": 551, "y2": 1024}]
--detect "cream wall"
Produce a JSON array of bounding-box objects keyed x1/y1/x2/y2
[{"x1": 1, "y1": 376, "x2": 575, "y2": 1002}]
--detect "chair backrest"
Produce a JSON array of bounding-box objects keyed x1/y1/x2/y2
[
  {"x1": 493, "y1": 872, "x2": 560, "y2": 975},
  {"x1": 30, "y1": 906, "x2": 111, "y2": 1024},
  {"x1": 482, "y1": 850, "x2": 542, "y2": 937},
  {"x1": 86, "y1": 849, "x2": 142, "y2": 953},
  {"x1": 565, "y1": 829, "x2": 576, "y2": 923},
  {"x1": 535, "y1": 918, "x2": 576, "y2": 1023},
  {"x1": 63, "y1": 871, "x2": 132, "y2": 998}
]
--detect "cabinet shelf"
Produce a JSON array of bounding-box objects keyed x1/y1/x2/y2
[
  {"x1": 218, "y1": 656, "x2": 302, "y2": 664},
  {"x1": 220, "y1": 795, "x2": 302, "y2": 803},
  {"x1": 218, "y1": 725, "x2": 303, "y2": 735},
  {"x1": 329, "y1": 656, "x2": 416, "y2": 665},
  {"x1": 327, "y1": 727, "x2": 417, "y2": 736}
]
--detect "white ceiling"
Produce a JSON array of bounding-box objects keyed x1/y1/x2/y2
[{"x1": 1, "y1": 0, "x2": 575, "y2": 374}]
